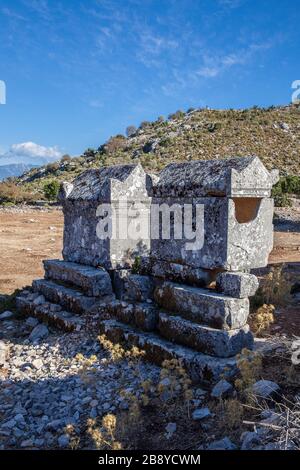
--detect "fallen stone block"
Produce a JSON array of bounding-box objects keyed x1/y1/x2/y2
[
  {"x1": 158, "y1": 312, "x2": 253, "y2": 357},
  {"x1": 44, "y1": 259, "x2": 113, "y2": 297},
  {"x1": 154, "y1": 282, "x2": 249, "y2": 329},
  {"x1": 216, "y1": 272, "x2": 259, "y2": 298}
]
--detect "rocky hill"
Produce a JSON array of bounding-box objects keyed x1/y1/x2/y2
[{"x1": 12, "y1": 104, "x2": 300, "y2": 197}]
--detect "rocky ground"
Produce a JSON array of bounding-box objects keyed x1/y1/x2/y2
[
  {"x1": 0, "y1": 311, "x2": 162, "y2": 450},
  {"x1": 0, "y1": 308, "x2": 299, "y2": 450},
  {"x1": 0, "y1": 206, "x2": 300, "y2": 450}
]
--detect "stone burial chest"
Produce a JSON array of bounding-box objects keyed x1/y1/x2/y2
[
  {"x1": 59, "y1": 163, "x2": 152, "y2": 269},
  {"x1": 150, "y1": 156, "x2": 279, "y2": 275}
]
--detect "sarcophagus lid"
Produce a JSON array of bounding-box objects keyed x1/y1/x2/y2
[{"x1": 152, "y1": 156, "x2": 279, "y2": 198}]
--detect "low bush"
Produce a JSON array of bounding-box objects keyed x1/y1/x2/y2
[
  {"x1": 0, "y1": 181, "x2": 37, "y2": 205},
  {"x1": 43, "y1": 180, "x2": 60, "y2": 201}
]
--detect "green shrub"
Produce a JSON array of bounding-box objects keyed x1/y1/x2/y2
[
  {"x1": 82, "y1": 148, "x2": 97, "y2": 160},
  {"x1": 206, "y1": 122, "x2": 222, "y2": 132},
  {"x1": 140, "y1": 121, "x2": 151, "y2": 129},
  {"x1": 272, "y1": 175, "x2": 300, "y2": 206},
  {"x1": 273, "y1": 193, "x2": 292, "y2": 207},
  {"x1": 168, "y1": 110, "x2": 185, "y2": 120},
  {"x1": 281, "y1": 175, "x2": 300, "y2": 195},
  {"x1": 46, "y1": 162, "x2": 60, "y2": 173},
  {"x1": 43, "y1": 180, "x2": 60, "y2": 201}
]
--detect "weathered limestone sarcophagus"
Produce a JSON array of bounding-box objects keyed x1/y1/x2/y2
[
  {"x1": 150, "y1": 156, "x2": 279, "y2": 278},
  {"x1": 59, "y1": 164, "x2": 151, "y2": 269},
  {"x1": 16, "y1": 156, "x2": 279, "y2": 385}
]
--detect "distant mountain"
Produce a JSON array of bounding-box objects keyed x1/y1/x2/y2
[{"x1": 0, "y1": 163, "x2": 37, "y2": 181}]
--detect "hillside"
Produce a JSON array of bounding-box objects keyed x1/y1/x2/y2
[{"x1": 11, "y1": 104, "x2": 300, "y2": 197}]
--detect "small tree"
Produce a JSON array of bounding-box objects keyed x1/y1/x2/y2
[
  {"x1": 43, "y1": 180, "x2": 60, "y2": 201},
  {"x1": 104, "y1": 135, "x2": 126, "y2": 154},
  {"x1": 168, "y1": 110, "x2": 185, "y2": 120},
  {"x1": 126, "y1": 125, "x2": 137, "y2": 137},
  {"x1": 61, "y1": 154, "x2": 71, "y2": 163},
  {"x1": 139, "y1": 121, "x2": 151, "y2": 129},
  {"x1": 82, "y1": 148, "x2": 97, "y2": 160}
]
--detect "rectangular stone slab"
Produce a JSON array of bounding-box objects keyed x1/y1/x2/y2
[
  {"x1": 16, "y1": 295, "x2": 83, "y2": 332},
  {"x1": 32, "y1": 279, "x2": 102, "y2": 314},
  {"x1": 113, "y1": 270, "x2": 154, "y2": 301},
  {"x1": 158, "y1": 312, "x2": 253, "y2": 358},
  {"x1": 154, "y1": 282, "x2": 249, "y2": 329},
  {"x1": 216, "y1": 271, "x2": 259, "y2": 298},
  {"x1": 107, "y1": 300, "x2": 158, "y2": 331},
  {"x1": 99, "y1": 319, "x2": 239, "y2": 385},
  {"x1": 43, "y1": 259, "x2": 113, "y2": 297}
]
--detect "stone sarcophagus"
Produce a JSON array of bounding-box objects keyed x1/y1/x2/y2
[
  {"x1": 150, "y1": 156, "x2": 279, "y2": 277},
  {"x1": 59, "y1": 163, "x2": 151, "y2": 269},
  {"x1": 17, "y1": 156, "x2": 279, "y2": 384}
]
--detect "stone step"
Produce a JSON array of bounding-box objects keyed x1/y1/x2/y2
[
  {"x1": 43, "y1": 259, "x2": 113, "y2": 297},
  {"x1": 154, "y1": 281, "x2": 249, "y2": 329},
  {"x1": 16, "y1": 294, "x2": 84, "y2": 332},
  {"x1": 158, "y1": 312, "x2": 253, "y2": 358},
  {"x1": 99, "y1": 319, "x2": 239, "y2": 385},
  {"x1": 107, "y1": 300, "x2": 158, "y2": 332},
  {"x1": 32, "y1": 279, "x2": 106, "y2": 314}
]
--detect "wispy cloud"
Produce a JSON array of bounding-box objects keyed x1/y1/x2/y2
[
  {"x1": 1, "y1": 7, "x2": 26, "y2": 21},
  {"x1": 195, "y1": 51, "x2": 246, "y2": 78},
  {"x1": 22, "y1": 0, "x2": 51, "y2": 20},
  {"x1": 218, "y1": 0, "x2": 243, "y2": 9},
  {"x1": 0, "y1": 142, "x2": 62, "y2": 166},
  {"x1": 160, "y1": 40, "x2": 275, "y2": 97},
  {"x1": 88, "y1": 99, "x2": 103, "y2": 109}
]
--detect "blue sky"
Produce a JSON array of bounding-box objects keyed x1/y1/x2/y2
[{"x1": 0, "y1": 0, "x2": 299, "y2": 165}]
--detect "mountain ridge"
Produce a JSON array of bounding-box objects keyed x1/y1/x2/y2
[{"x1": 10, "y1": 104, "x2": 300, "y2": 198}]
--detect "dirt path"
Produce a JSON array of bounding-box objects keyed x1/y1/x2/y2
[
  {"x1": 0, "y1": 208, "x2": 299, "y2": 295},
  {"x1": 0, "y1": 208, "x2": 63, "y2": 294},
  {"x1": 270, "y1": 232, "x2": 300, "y2": 263}
]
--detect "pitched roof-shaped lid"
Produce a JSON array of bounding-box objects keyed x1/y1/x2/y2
[
  {"x1": 61, "y1": 163, "x2": 146, "y2": 201},
  {"x1": 152, "y1": 156, "x2": 279, "y2": 197}
]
